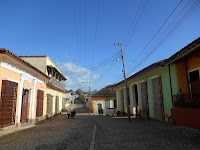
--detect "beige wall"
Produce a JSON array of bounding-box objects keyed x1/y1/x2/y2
[
  {"x1": 21, "y1": 57, "x2": 46, "y2": 73},
  {"x1": 46, "y1": 57, "x2": 61, "y2": 74},
  {"x1": 91, "y1": 96, "x2": 116, "y2": 113},
  {"x1": 44, "y1": 88, "x2": 66, "y2": 116}
]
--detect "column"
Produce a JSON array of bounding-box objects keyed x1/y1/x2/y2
[{"x1": 17, "y1": 77, "x2": 24, "y2": 125}]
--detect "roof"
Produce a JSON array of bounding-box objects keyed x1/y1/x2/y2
[
  {"x1": 114, "y1": 59, "x2": 167, "y2": 87},
  {"x1": 161, "y1": 37, "x2": 200, "y2": 65},
  {"x1": 114, "y1": 37, "x2": 200, "y2": 87},
  {"x1": 92, "y1": 87, "x2": 116, "y2": 97},
  {"x1": 18, "y1": 55, "x2": 47, "y2": 57},
  {"x1": 0, "y1": 48, "x2": 50, "y2": 80},
  {"x1": 20, "y1": 55, "x2": 61, "y2": 73}
]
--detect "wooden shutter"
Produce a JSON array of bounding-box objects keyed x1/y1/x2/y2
[
  {"x1": 47, "y1": 94, "x2": 52, "y2": 114},
  {"x1": 0, "y1": 80, "x2": 18, "y2": 128},
  {"x1": 36, "y1": 90, "x2": 44, "y2": 117}
]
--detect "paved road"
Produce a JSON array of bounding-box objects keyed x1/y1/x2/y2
[{"x1": 0, "y1": 105, "x2": 200, "y2": 150}]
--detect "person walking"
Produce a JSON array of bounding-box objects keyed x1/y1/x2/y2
[
  {"x1": 67, "y1": 108, "x2": 71, "y2": 119},
  {"x1": 101, "y1": 108, "x2": 103, "y2": 116},
  {"x1": 98, "y1": 108, "x2": 101, "y2": 116}
]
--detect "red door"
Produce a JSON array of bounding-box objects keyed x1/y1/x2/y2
[
  {"x1": 36, "y1": 90, "x2": 44, "y2": 117},
  {"x1": 21, "y1": 89, "x2": 29, "y2": 124},
  {"x1": 0, "y1": 80, "x2": 18, "y2": 128}
]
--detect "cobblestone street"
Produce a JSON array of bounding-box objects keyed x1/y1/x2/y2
[{"x1": 0, "y1": 105, "x2": 200, "y2": 150}]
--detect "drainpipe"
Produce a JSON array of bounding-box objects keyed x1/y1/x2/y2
[
  {"x1": 168, "y1": 64, "x2": 174, "y2": 108},
  {"x1": 183, "y1": 56, "x2": 192, "y2": 102}
]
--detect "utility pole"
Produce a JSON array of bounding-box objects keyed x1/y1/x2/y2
[
  {"x1": 114, "y1": 43, "x2": 131, "y2": 121},
  {"x1": 82, "y1": 82, "x2": 91, "y2": 115}
]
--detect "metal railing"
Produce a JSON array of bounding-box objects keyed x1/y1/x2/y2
[
  {"x1": 47, "y1": 78, "x2": 65, "y2": 89},
  {"x1": 173, "y1": 92, "x2": 200, "y2": 109}
]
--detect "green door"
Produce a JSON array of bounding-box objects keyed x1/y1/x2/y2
[{"x1": 62, "y1": 98, "x2": 66, "y2": 108}]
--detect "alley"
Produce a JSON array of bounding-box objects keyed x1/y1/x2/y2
[{"x1": 0, "y1": 111, "x2": 200, "y2": 150}]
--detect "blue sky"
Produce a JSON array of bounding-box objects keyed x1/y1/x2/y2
[{"x1": 0, "y1": 0, "x2": 200, "y2": 91}]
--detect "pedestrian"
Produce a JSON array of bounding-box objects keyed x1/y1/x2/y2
[
  {"x1": 177, "y1": 88, "x2": 184, "y2": 102},
  {"x1": 71, "y1": 110, "x2": 76, "y2": 118},
  {"x1": 67, "y1": 108, "x2": 71, "y2": 119},
  {"x1": 101, "y1": 108, "x2": 103, "y2": 116},
  {"x1": 98, "y1": 108, "x2": 101, "y2": 116}
]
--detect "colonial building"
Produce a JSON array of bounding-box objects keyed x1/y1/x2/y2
[
  {"x1": 91, "y1": 87, "x2": 116, "y2": 115},
  {"x1": 19, "y1": 56, "x2": 67, "y2": 118},
  {"x1": 0, "y1": 49, "x2": 49, "y2": 129},
  {"x1": 114, "y1": 37, "x2": 200, "y2": 129}
]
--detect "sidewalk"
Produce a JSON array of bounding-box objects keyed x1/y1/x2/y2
[{"x1": 0, "y1": 124, "x2": 35, "y2": 137}]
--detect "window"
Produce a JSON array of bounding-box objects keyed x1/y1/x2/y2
[
  {"x1": 105, "y1": 99, "x2": 110, "y2": 108},
  {"x1": 189, "y1": 70, "x2": 199, "y2": 81}
]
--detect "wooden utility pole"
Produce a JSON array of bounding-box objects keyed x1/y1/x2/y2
[
  {"x1": 114, "y1": 43, "x2": 131, "y2": 121},
  {"x1": 82, "y1": 82, "x2": 91, "y2": 115}
]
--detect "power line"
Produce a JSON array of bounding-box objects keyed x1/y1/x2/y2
[
  {"x1": 112, "y1": 0, "x2": 200, "y2": 84},
  {"x1": 92, "y1": 0, "x2": 100, "y2": 64},
  {"x1": 125, "y1": 0, "x2": 200, "y2": 77},
  {"x1": 132, "y1": 0, "x2": 183, "y2": 63},
  {"x1": 124, "y1": 0, "x2": 184, "y2": 76},
  {"x1": 124, "y1": 0, "x2": 149, "y2": 51},
  {"x1": 73, "y1": 0, "x2": 80, "y2": 64},
  {"x1": 85, "y1": 0, "x2": 87, "y2": 65}
]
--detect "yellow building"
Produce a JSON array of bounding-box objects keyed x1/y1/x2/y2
[
  {"x1": 0, "y1": 49, "x2": 49, "y2": 129},
  {"x1": 19, "y1": 56, "x2": 67, "y2": 118},
  {"x1": 91, "y1": 87, "x2": 116, "y2": 114}
]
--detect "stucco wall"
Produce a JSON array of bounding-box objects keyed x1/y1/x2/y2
[
  {"x1": 117, "y1": 64, "x2": 178, "y2": 120},
  {"x1": 0, "y1": 66, "x2": 21, "y2": 124},
  {"x1": 0, "y1": 65, "x2": 47, "y2": 125},
  {"x1": 46, "y1": 57, "x2": 61, "y2": 74},
  {"x1": 176, "y1": 52, "x2": 200, "y2": 93},
  {"x1": 44, "y1": 88, "x2": 66, "y2": 116},
  {"x1": 21, "y1": 57, "x2": 46, "y2": 73},
  {"x1": 91, "y1": 96, "x2": 115, "y2": 113}
]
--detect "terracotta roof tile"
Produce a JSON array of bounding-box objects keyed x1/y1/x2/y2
[{"x1": 92, "y1": 87, "x2": 116, "y2": 97}]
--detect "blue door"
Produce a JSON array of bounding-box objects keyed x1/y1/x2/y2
[{"x1": 97, "y1": 103, "x2": 102, "y2": 113}]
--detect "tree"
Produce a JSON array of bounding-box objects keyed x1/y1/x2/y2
[{"x1": 75, "y1": 89, "x2": 83, "y2": 95}]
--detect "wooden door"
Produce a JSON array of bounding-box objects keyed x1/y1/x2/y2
[
  {"x1": 152, "y1": 77, "x2": 164, "y2": 121},
  {"x1": 21, "y1": 89, "x2": 29, "y2": 124},
  {"x1": 47, "y1": 94, "x2": 52, "y2": 114},
  {"x1": 0, "y1": 80, "x2": 18, "y2": 128},
  {"x1": 62, "y1": 98, "x2": 66, "y2": 109},
  {"x1": 36, "y1": 90, "x2": 44, "y2": 117},
  {"x1": 55, "y1": 96, "x2": 59, "y2": 114},
  {"x1": 120, "y1": 90, "x2": 124, "y2": 112},
  {"x1": 141, "y1": 82, "x2": 149, "y2": 118}
]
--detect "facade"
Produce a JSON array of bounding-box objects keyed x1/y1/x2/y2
[
  {"x1": 167, "y1": 38, "x2": 200, "y2": 129},
  {"x1": 19, "y1": 56, "x2": 67, "y2": 118},
  {"x1": 114, "y1": 37, "x2": 200, "y2": 126},
  {"x1": 0, "y1": 49, "x2": 49, "y2": 129},
  {"x1": 91, "y1": 87, "x2": 116, "y2": 114},
  {"x1": 115, "y1": 61, "x2": 178, "y2": 120}
]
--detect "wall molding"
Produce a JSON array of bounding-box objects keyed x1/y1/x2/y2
[{"x1": 1, "y1": 61, "x2": 44, "y2": 83}]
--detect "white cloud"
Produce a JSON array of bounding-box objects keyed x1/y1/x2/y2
[
  {"x1": 93, "y1": 74, "x2": 100, "y2": 80},
  {"x1": 57, "y1": 61, "x2": 94, "y2": 91}
]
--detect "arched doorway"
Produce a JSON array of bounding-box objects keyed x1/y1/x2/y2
[{"x1": 97, "y1": 103, "x2": 102, "y2": 113}]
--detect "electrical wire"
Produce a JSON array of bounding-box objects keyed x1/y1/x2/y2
[
  {"x1": 92, "y1": 0, "x2": 100, "y2": 65},
  {"x1": 73, "y1": 0, "x2": 80, "y2": 64},
  {"x1": 125, "y1": 0, "x2": 200, "y2": 77}
]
